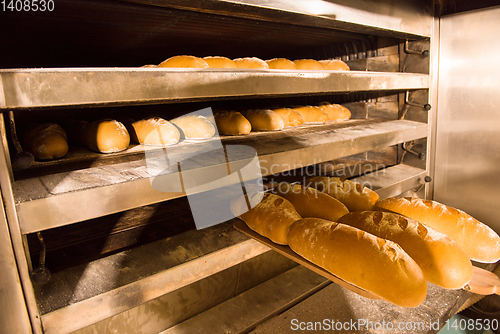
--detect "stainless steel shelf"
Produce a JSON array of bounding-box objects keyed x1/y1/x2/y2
[
  {"x1": 0, "y1": 68, "x2": 429, "y2": 110},
  {"x1": 353, "y1": 163, "x2": 427, "y2": 199},
  {"x1": 14, "y1": 119, "x2": 427, "y2": 234}
]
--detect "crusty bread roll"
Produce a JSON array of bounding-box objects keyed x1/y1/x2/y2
[
  {"x1": 319, "y1": 59, "x2": 350, "y2": 71},
  {"x1": 23, "y1": 123, "x2": 69, "y2": 160},
  {"x1": 272, "y1": 108, "x2": 304, "y2": 127},
  {"x1": 203, "y1": 56, "x2": 237, "y2": 69},
  {"x1": 83, "y1": 120, "x2": 130, "y2": 153},
  {"x1": 141, "y1": 64, "x2": 158, "y2": 68},
  {"x1": 158, "y1": 55, "x2": 209, "y2": 68},
  {"x1": 374, "y1": 197, "x2": 500, "y2": 263},
  {"x1": 242, "y1": 109, "x2": 284, "y2": 131},
  {"x1": 287, "y1": 218, "x2": 427, "y2": 307},
  {"x1": 275, "y1": 183, "x2": 349, "y2": 222},
  {"x1": 232, "y1": 193, "x2": 302, "y2": 245},
  {"x1": 293, "y1": 59, "x2": 324, "y2": 70},
  {"x1": 233, "y1": 57, "x2": 269, "y2": 69},
  {"x1": 318, "y1": 103, "x2": 351, "y2": 122},
  {"x1": 338, "y1": 211, "x2": 473, "y2": 289},
  {"x1": 214, "y1": 111, "x2": 252, "y2": 135},
  {"x1": 132, "y1": 117, "x2": 180, "y2": 146},
  {"x1": 307, "y1": 176, "x2": 379, "y2": 212},
  {"x1": 171, "y1": 115, "x2": 216, "y2": 140},
  {"x1": 265, "y1": 58, "x2": 298, "y2": 70},
  {"x1": 292, "y1": 106, "x2": 328, "y2": 123}
]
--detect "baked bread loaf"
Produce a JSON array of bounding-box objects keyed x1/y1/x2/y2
[
  {"x1": 233, "y1": 57, "x2": 269, "y2": 69},
  {"x1": 319, "y1": 59, "x2": 350, "y2": 71},
  {"x1": 158, "y1": 55, "x2": 209, "y2": 68},
  {"x1": 242, "y1": 109, "x2": 284, "y2": 131},
  {"x1": 272, "y1": 108, "x2": 304, "y2": 127},
  {"x1": 266, "y1": 58, "x2": 297, "y2": 70},
  {"x1": 232, "y1": 192, "x2": 302, "y2": 245},
  {"x1": 287, "y1": 218, "x2": 427, "y2": 307},
  {"x1": 132, "y1": 117, "x2": 180, "y2": 146},
  {"x1": 318, "y1": 103, "x2": 351, "y2": 121},
  {"x1": 293, "y1": 59, "x2": 324, "y2": 70},
  {"x1": 292, "y1": 106, "x2": 328, "y2": 124},
  {"x1": 338, "y1": 211, "x2": 473, "y2": 289},
  {"x1": 214, "y1": 111, "x2": 252, "y2": 135},
  {"x1": 374, "y1": 197, "x2": 500, "y2": 263},
  {"x1": 23, "y1": 123, "x2": 69, "y2": 160},
  {"x1": 141, "y1": 64, "x2": 158, "y2": 68},
  {"x1": 275, "y1": 183, "x2": 349, "y2": 222},
  {"x1": 307, "y1": 176, "x2": 379, "y2": 212},
  {"x1": 203, "y1": 56, "x2": 237, "y2": 69},
  {"x1": 171, "y1": 115, "x2": 216, "y2": 140},
  {"x1": 83, "y1": 119, "x2": 130, "y2": 153}
]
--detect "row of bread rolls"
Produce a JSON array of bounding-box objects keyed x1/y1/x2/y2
[
  {"x1": 22, "y1": 115, "x2": 216, "y2": 160},
  {"x1": 232, "y1": 176, "x2": 500, "y2": 308},
  {"x1": 21, "y1": 103, "x2": 349, "y2": 161},
  {"x1": 145, "y1": 55, "x2": 350, "y2": 71},
  {"x1": 215, "y1": 103, "x2": 351, "y2": 135}
]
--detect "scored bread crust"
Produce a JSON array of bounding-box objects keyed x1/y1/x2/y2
[
  {"x1": 158, "y1": 55, "x2": 209, "y2": 68},
  {"x1": 287, "y1": 218, "x2": 427, "y2": 308},
  {"x1": 292, "y1": 106, "x2": 328, "y2": 124},
  {"x1": 203, "y1": 56, "x2": 237, "y2": 69},
  {"x1": 214, "y1": 111, "x2": 252, "y2": 135},
  {"x1": 85, "y1": 119, "x2": 130, "y2": 153},
  {"x1": 171, "y1": 115, "x2": 216, "y2": 140},
  {"x1": 266, "y1": 58, "x2": 298, "y2": 70},
  {"x1": 275, "y1": 183, "x2": 349, "y2": 222},
  {"x1": 242, "y1": 109, "x2": 285, "y2": 131},
  {"x1": 306, "y1": 176, "x2": 379, "y2": 212},
  {"x1": 272, "y1": 108, "x2": 304, "y2": 127},
  {"x1": 318, "y1": 103, "x2": 351, "y2": 122},
  {"x1": 338, "y1": 211, "x2": 473, "y2": 289},
  {"x1": 132, "y1": 117, "x2": 180, "y2": 146},
  {"x1": 234, "y1": 193, "x2": 302, "y2": 245},
  {"x1": 233, "y1": 57, "x2": 269, "y2": 69},
  {"x1": 319, "y1": 59, "x2": 350, "y2": 71},
  {"x1": 374, "y1": 197, "x2": 500, "y2": 263}
]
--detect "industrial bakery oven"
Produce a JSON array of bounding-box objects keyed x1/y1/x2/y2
[{"x1": 1, "y1": 1, "x2": 499, "y2": 333}]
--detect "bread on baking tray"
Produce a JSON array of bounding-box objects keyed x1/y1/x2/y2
[
  {"x1": 231, "y1": 192, "x2": 301, "y2": 245},
  {"x1": 318, "y1": 103, "x2": 351, "y2": 122},
  {"x1": 307, "y1": 176, "x2": 379, "y2": 212},
  {"x1": 233, "y1": 57, "x2": 269, "y2": 69},
  {"x1": 214, "y1": 111, "x2": 252, "y2": 135},
  {"x1": 203, "y1": 56, "x2": 237, "y2": 69},
  {"x1": 274, "y1": 183, "x2": 349, "y2": 222},
  {"x1": 171, "y1": 115, "x2": 216, "y2": 140},
  {"x1": 292, "y1": 106, "x2": 328, "y2": 124},
  {"x1": 338, "y1": 211, "x2": 473, "y2": 289},
  {"x1": 158, "y1": 55, "x2": 209, "y2": 68},
  {"x1": 131, "y1": 117, "x2": 180, "y2": 146},
  {"x1": 319, "y1": 59, "x2": 350, "y2": 71},
  {"x1": 293, "y1": 59, "x2": 324, "y2": 70},
  {"x1": 66, "y1": 119, "x2": 130, "y2": 154},
  {"x1": 242, "y1": 109, "x2": 285, "y2": 131},
  {"x1": 272, "y1": 108, "x2": 304, "y2": 127},
  {"x1": 374, "y1": 197, "x2": 500, "y2": 263},
  {"x1": 23, "y1": 123, "x2": 69, "y2": 160},
  {"x1": 287, "y1": 218, "x2": 428, "y2": 307},
  {"x1": 266, "y1": 58, "x2": 298, "y2": 70}
]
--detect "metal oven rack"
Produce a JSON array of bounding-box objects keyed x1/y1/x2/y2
[{"x1": 0, "y1": 1, "x2": 448, "y2": 333}]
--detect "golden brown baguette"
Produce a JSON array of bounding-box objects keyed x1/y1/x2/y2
[
  {"x1": 231, "y1": 192, "x2": 301, "y2": 245},
  {"x1": 214, "y1": 111, "x2": 252, "y2": 135},
  {"x1": 293, "y1": 59, "x2": 324, "y2": 70},
  {"x1": 287, "y1": 218, "x2": 427, "y2": 307},
  {"x1": 242, "y1": 109, "x2": 285, "y2": 131},
  {"x1": 374, "y1": 197, "x2": 500, "y2": 263},
  {"x1": 233, "y1": 57, "x2": 269, "y2": 69},
  {"x1": 292, "y1": 106, "x2": 328, "y2": 124},
  {"x1": 274, "y1": 183, "x2": 349, "y2": 222},
  {"x1": 318, "y1": 103, "x2": 351, "y2": 122},
  {"x1": 306, "y1": 176, "x2": 379, "y2": 212},
  {"x1": 71, "y1": 119, "x2": 130, "y2": 153},
  {"x1": 203, "y1": 56, "x2": 237, "y2": 69},
  {"x1": 158, "y1": 55, "x2": 209, "y2": 68},
  {"x1": 272, "y1": 108, "x2": 304, "y2": 127},
  {"x1": 319, "y1": 59, "x2": 350, "y2": 71},
  {"x1": 266, "y1": 58, "x2": 297, "y2": 70},
  {"x1": 131, "y1": 117, "x2": 180, "y2": 146},
  {"x1": 171, "y1": 115, "x2": 216, "y2": 140},
  {"x1": 338, "y1": 211, "x2": 473, "y2": 289}
]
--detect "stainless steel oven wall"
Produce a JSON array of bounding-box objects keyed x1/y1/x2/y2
[
  {"x1": 434, "y1": 6, "x2": 500, "y2": 234},
  {"x1": 0, "y1": 193, "x2": 32, "y2": 333}
]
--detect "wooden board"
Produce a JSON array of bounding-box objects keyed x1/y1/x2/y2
[{"x1": 233, "y1": 220, "x2": 382, "y2": 300}]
